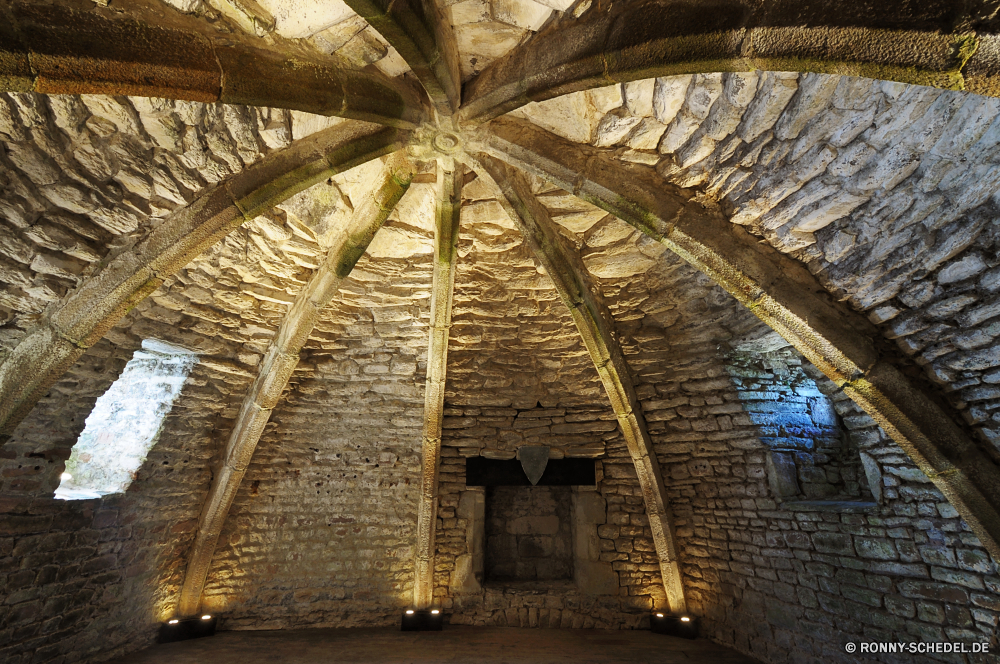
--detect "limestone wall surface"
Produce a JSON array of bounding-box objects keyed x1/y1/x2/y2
[
  {"x1": 724, "y1": 348, "x2": 869, "y2": 502},
  {"x1": 0, "y1": 120, "x2": 407, "y2": 661},
  {"x1": 515, "y1": 190, "x2": 1000, "y2": 661},
  {"x1": 516, "y1": 73, "x2": 1000, "y2": 466},
  {"x1": 0, "y1": 315, "x2": 253, "y2": 663},
  {"x1": 202, "y1": 184, "x2": 437, "y2": 628},
  {"x1": 5, "y1": 67, "x2": 1000, "y2": 664}
]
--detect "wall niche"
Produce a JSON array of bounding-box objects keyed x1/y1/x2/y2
[
  {"x1": 452, "y1": 455, "x2": 619, "y2": 598},
  {"x1": 485, "y1": 485, "x2": 574, "y2": 583}
]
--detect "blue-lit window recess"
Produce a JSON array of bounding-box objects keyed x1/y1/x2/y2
[
  {"x1": 401, "y1": 608, "x2": 443, "y2": 631},
  {"x1": 723, "y1": 334, "x2": 876, "y2": 509},
  {"x1": 158, "y1": 614, "x2": 217, "y2": 643},
  {"x1": 55, "y1": 339, "x2": 197, "y2": 500},
  {"x1": 650, "y1": 612, "x2": 698, "y2": 639}
]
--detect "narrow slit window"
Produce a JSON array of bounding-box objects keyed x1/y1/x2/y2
[{"x1": 55, "y1": 339, "x2": 197, "y2": 500}]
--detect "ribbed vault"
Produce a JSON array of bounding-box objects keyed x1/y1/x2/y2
[{"x1": 2, "y1": 0, "x2": 1000, "y2": 649}]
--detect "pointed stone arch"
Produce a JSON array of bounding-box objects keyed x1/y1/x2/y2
[
  {"x1": 459, "y1": 0, "x2": 1000, "y2": 124},
  {"x1": 177, "y1": 152, "x2": 416, "y2": 616},
  {"x1": 0, "y1": 122, "x2": 406, "y2": 443},
  {"x1": 473, "y1": 116, "x2": 1000, "y2": 560},
  {"x1": 0, "y1": 0, "x2": 426, "y2": 127},
  {"x1": 475, "y1": 152, "x2": 687, "y2": 613}
]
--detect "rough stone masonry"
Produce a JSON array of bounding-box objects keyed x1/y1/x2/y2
[{"x1": 4, "y1": 1, "x2": 1000, "y2": 663}]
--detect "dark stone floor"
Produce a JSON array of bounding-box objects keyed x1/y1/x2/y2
[{"x1": 109, "y1": 626, "x2": 761, "y2": 663}]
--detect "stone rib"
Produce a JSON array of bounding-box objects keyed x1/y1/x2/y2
[
  {"x1": 459, "y1": 1, "x2": 994, "y2": 123},
  {"x1": 177, "y1": 152, "x2": 417, "y2": 617},
  {"x1": 413, "y1": 156, "x2": 462, "y2": 609},
  {"x1": 344, "y1": 0, "x2": 462, "y2": 116},
  {"x1": 474, "y1": 153, "x2": 687, "y2": 614},
  {"x1": 0, "y1": 0, "x2": 425, "y2": 128},
  {"x1": 0, "y1": 122, "x2": 406, "y2": 442},
  {"x1": 476, "y1": 118, "x2": 1000, "y2": 561}
]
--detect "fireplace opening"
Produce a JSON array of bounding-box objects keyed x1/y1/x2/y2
[{"x1": 484, "y1": 485, "x2": 573, "y2": 583}]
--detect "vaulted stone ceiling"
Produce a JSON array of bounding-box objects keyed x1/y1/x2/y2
[{"x1": 4, "y1": 0, "x2": 1000, "y2": 650}]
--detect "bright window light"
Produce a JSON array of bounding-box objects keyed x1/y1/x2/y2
[{"x1": 55, "y1": 339, "x2": 197, "y2": 500}]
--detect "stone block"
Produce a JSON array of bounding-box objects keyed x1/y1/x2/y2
[
  {"x1": 854, "y1": 537, "x2": 898, "y2": 561},
  {"x1": 898, "y1": 581, "x2": 970, "y2": 604},
  {"x1": 766, "y1": 451, "x2": 799, "y2": 498},
  {"x1": 956, "y1": 548, "x2": 994, "y2": 574},
  {"x1": 574, "y1": 560, "x2": 619, "y2": 596},
  {"x1": 811, "y1": 532, "x2": 854, "y2": 556}
]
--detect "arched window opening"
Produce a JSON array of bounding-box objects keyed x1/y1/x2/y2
[
  {"x1": 54, "y1": 339, "x2": 198, "y2": 500},
  {"x1": 725, "y1": 331, "x2": 876, "y2": 509}
]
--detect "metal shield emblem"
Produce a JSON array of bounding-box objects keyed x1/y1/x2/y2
[{"x1": 519, "y1": 446, "x2": 550, "y2": 485}]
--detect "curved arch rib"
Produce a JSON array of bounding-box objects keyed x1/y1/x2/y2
[
  {"x1": 474, "y1": 116, "x2": 1000, "y2": 561},
  {"x1": 459, "y1": 0, "x2": 998, "y2": 124},
  {"x1": 0, "y1": 122, "x2": 407, "y2": 443},
  {"x1": 413, "y1": 156, "x2": 462, "y2": 609},
  {"x1": 473, "y1": 153, "x2": 686, "y2": 614},
  {"x1": 0, "y1": 0, "x2": 425, "y2": 127},
  {"x1": 177, "y1": 152, "x2": 417, "y2": 617},
  {"x1": 343, "y1": 0, "x2": 462, "y2": 116}
]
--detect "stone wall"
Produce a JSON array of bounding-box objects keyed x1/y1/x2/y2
[
  {"x1": 0, "y1": 320, "x2": 253, "y2": 663},
  {"x1": 0, "y1": 106, "x2": 369, "y2": 662},
  {"x1": 501, "y1": 177, "x2": 1000, "y2": 661},
  {"x1": 199, "y1": 180, "x2": 437, "y2": 629},
  {"x1": 5, "y1": 69, "x2": 1000, "y2": 664},
  {"x1": 635, "y1": 318, "x2": 1000, "y2": 664},
  {"x1": 518, "y1": 72, "x2": 1000, "y2": 470},
  {"x1": 724, "y1": 348, "x2": 870, "y2": 502}
]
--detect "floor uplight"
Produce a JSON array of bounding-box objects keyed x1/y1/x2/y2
[
  {"x1": 160, "y1": 615, "x2": 217, "y2": 643},
  {"x1": 650, "y1": 613, "x2": 698, "y2": 639},
  {"x1": 401, "y1": 609, "x2": 443, "y2": 631}
]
